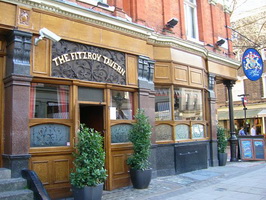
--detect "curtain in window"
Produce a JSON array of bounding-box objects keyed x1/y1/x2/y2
[
  {"x1": 29, "y1": 83, "x2": 37, "y2": 118},
  {"x1": 57, "y1": 85, "x2": 69, "y2": 119}
]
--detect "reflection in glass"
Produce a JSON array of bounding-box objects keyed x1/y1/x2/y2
[
  {"x1": 174, "y1": 87, "x2": 202, "y2": 121},
  {"x1": 29, "y1": 83, "x2": 69, "y2": 119},
  {"x1": 111, "y1": 91, "x2": 133, "y2": 120},
  {"x1": 155, "y1": 88, "x2": 171, "y2": 121}
]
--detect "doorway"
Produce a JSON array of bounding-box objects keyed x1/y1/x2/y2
[{"x1": 79, "y1": 104, "x2": 105, "y2": 135}]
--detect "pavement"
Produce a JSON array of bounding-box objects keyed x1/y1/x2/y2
[{"x1": 59, "y1": 160, "x2": 266, "y2": 200}]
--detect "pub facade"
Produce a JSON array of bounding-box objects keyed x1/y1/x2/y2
[{"x1": 0, "y1": 0, "x2": 239, "y2": 198}]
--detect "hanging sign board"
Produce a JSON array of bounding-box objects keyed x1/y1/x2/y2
[{"x1": 242, "y1": 48, "x2": 264, "y2": 81}]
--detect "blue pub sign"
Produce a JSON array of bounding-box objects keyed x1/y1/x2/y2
[{"x1": 242, "y1": 48, "x2": 264, "y2": 81}]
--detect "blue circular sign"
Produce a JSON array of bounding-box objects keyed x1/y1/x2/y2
[{"x1": 242, "y1": 48, "x2": 264, "y2": 81}]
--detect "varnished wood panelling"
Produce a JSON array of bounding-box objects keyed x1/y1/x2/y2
[
  {"x1": 53, "y1": 159, "x2": 70, "y2": 184},
  {"x1": 154, "y1": 47, "x2": 171, "y2": 61},
  {"x1": 37, "y1": 13, "x2": 102, "y2": 45},
  {"x1": 171, "y1": 48, "x2": 205, "y2": 69},
  {"x1": 31, "y1": 160, "x2": 50, "y2": 185},
  {"x1": 113, "y1": 154, "x2": 126, "y2": 175},
  {"x1": 190, "y1": 68, "x2": 203, "y2": 87},
  {"x1": 127, "y1": 55, "x2": 138, "y2": 86},
  {"x1": 32, "y1": 38, "x2": 50, "y2": 76},
  {"x1": 16, "y1": 6, "x2": 32, "y2": 30},
  {"x1": 0, "y1": 3, "x2": 16, "y2": 27},
  {"x1": 174, "y1": 65, "x2": 188, "y2": 85},
  {"x1": 110, "y1": 148, "x2": 132, "y2": 190},
  {"x1": 101, "y1": 29, "x2": 148, "y2": 55},
  {"x1": 30, "y1": 154, "x2": 73, "y2": 198},
  {"x1": 208, "y1": 61, "x2": 237, "y2": 80},
  {"x1": 154, "y1": 63, "x2": 171, "y2": 83}
]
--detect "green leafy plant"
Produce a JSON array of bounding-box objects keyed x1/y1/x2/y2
[
  {"x1": 217, "y1": 126, "x2": 228, "y2": 153},
  {"x1": 70, "y1": 124, "x2": 107, "y2": 188},
  {"x1": 127, "y1": 109, "x2": 152, "y2": 170}
]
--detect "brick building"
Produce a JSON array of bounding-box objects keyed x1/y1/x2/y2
[{"x1": 0, "y1": 0, "x2": 239, "y2": 198}]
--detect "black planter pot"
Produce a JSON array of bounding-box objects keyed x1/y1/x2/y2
[
  {"x1": 130, "y1": 168, "x2": 152, "y2": 189},
  {"x1": 72, "y1": 183, "x2": 103, "y2": 200},
  {"x1": 218, "y1": 153, "x2": 228, "y2": 166}
]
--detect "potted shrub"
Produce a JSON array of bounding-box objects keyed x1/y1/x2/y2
[
  {"x1": 70, "y1": 124, "x2": 107, "y2": 200},
  {"x1": 127, "y1": 109, "x2": 152, "y2": 189},
  {"x1": 217, "y1": 126, "x2": 228, "y2": 166}
]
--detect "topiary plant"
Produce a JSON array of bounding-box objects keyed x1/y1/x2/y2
[
  {"x1": 70, "y1": 124, "x2": 107, "y2": 188},
  {"x1": 127, "y1": 109, "x2": 152, "y2": 170},
  {"x1": 217, "y1": 126, "x2": 228, "y2": 154}
]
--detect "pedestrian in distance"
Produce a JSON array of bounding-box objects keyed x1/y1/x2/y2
[
  {"x1": 250, "y1": 125, "x2": 256, "y2": 136},
  {"x1": 238, "y1": 127, "x2": 246, "y2": 136}
]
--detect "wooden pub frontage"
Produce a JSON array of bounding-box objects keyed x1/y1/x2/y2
[{"x1": 0, "y1": 0, "x2": 240, "y2": 199}]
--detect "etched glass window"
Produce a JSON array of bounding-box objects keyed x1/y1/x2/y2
[
  {"x1": 174, "y1": 87, "x2": 203, "y2": 121},
  {"x1": 155, "y1": 124, "x2": 172, "y2": 141},
  {"x1": 111, "y1": 124, "x2": 132, "y2": 143},
  {"x1": 155, "y1": 87, "x2": 171, "y2": 121},
  {"x1": 192, "y1": 124, "x2": 204, "y2": 139},
  {"x1": 29, "y1": 83, "x2": 69, "y2": 119},
  {"x1": 110, "y1": 91, "x2": 134, "y2": 120},
  {"x1": 175, "y1": 124, "x2": 189, "y2": 140},
  {"x1": 30, "y1": 124, "x2": 70, "y2": 147}
]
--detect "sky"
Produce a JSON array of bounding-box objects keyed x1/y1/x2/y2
[{"x1": 231, "y1": 0, "x2": 266, "y2": 21}]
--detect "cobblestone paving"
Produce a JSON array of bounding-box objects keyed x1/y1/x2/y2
[{"x1": 58, "y1": 161, "x2": 266, "y2": 200}]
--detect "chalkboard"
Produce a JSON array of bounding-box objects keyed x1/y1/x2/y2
[
  {"x1": 254, "y1": 140, "x2": 265, "y2": 159},
  {"x1": 240, "y1": 139, "x2": 253, "y2": 159}
]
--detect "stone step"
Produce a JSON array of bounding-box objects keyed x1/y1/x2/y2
[
  {"x1": 0, "y1": 189, "x2": 33, "y2": 200},
  {"x1": 0, "y1": 178, "x2": 27, "y2": 192},
  {"x1": 0, "y1": 168, "x2": 11, "y2": 180}
]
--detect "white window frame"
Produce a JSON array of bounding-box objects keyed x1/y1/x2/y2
[
  {"x1": 184, "y1": 0, "x2": 199, "y2": 41},
  {"x1": 262, "y1": 73, "x2": 266, "y2": 98},
  {"x1": 232, "y1": 77, "x2": 245, "y2": 101}
]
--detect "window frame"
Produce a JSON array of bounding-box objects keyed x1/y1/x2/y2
[{"x1": 184, "y1": 0, "x2": 199, "y2": 41}]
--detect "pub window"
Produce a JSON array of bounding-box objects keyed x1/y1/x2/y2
[
  {"x1": 29, "y1": 83, "x2": 69, "y2": 119},
  {"x1": 110, "y1": 90, "x2": 134, "y2": 120},
  {"x1": 184, "y1": 0, "x2": 199, "y2": 40},
  {"x1": 174, "y1": 87, "x2": 203, "y2": 121},
  {"x1": 155, "y1": 87, "x2": 172, "y2": 121}
]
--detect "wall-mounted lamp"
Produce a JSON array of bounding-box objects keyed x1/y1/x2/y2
[
  {"x1": 215, "y1": 39, "x2": 225, "y2": 46},
  {"x1": 166, "y1": 18, "x2": 178, "y2": 28},
  {"x1": 34, "y1": 28, "x2": 61, "y2": 46}
]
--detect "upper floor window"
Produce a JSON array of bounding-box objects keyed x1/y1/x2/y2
[
  {"x1": 184, "y1": 0, "x2": 199, "y2": 40},
  {"x1": 29, "y1": 83, "x2": 70, "y2": 119}
]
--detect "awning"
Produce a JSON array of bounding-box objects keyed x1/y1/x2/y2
[{"x1": 218, "y1": 108, "x2": 263, "y2": 120}]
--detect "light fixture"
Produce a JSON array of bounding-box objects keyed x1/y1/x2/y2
[
  {"x1": 92, "y1": 2, "x2": 109, "y2": 9},
  {"x1": 165, "y1": 18, "x2": 178, "y2": 28},
  {"x1": 34, "y1": 28, "x2": 61, "y2": 46},
  {"x1": 215, "y1": 39, "x2": 225, "y2": 47}
]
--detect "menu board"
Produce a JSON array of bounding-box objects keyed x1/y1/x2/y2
[
  {"x1": 240, "y1": 140, "x2": 253, "y2": 159},
  {"x1": 239, "y1": 138, "x2": 265, "y2": 160},
  {"x1": 254, "y1": 140, "x2": 264, "y2": 159}
]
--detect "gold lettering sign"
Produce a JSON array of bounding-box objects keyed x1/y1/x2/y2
[{"x1": 52, "y1": 51, "x2": 125, "y2": 76}]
